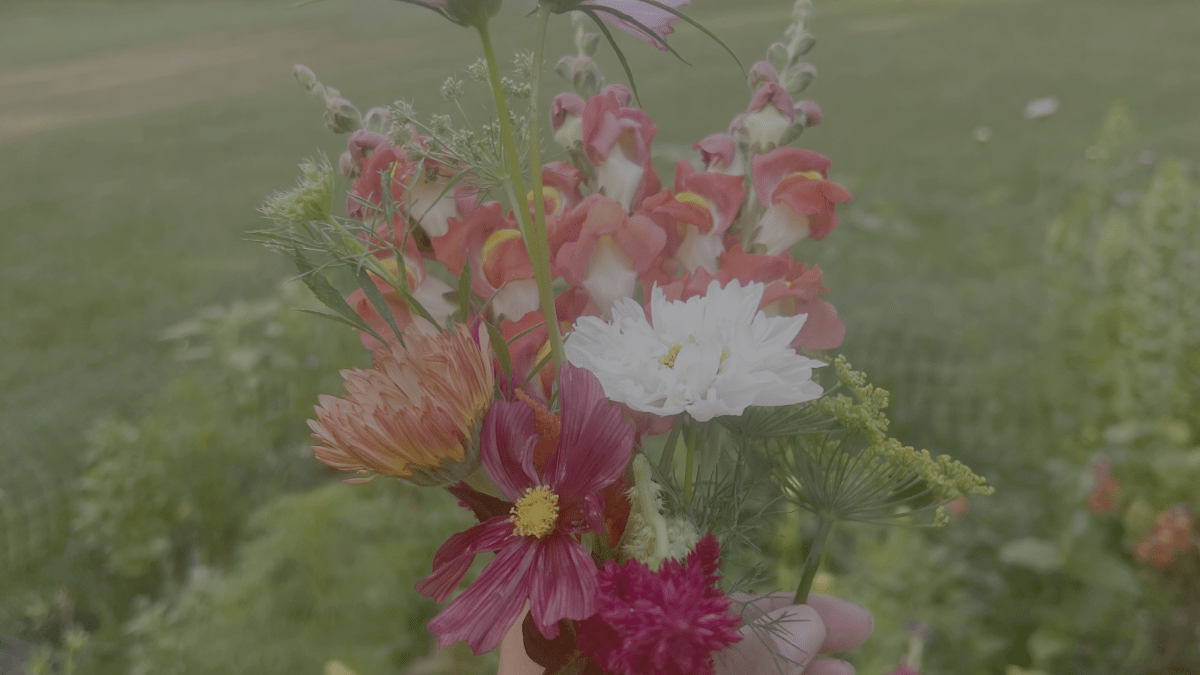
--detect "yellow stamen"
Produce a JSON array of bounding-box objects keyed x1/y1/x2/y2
[
  {"x1": 529, "y1": 186, "x2": 564, "y2": 216},
  {"x1": 785, "y1": 170, "x2": 825, "y2": 181},
  {"x1": 658, "y1": 343, "x2": 683, "y2": 368},
  {"x1": 510, "y1": 486, "x2": 560, "y2": 538}
]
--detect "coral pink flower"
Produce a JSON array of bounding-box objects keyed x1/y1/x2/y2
[
  {"x1": 731, "y1": 82, "x2": 795, "y2": 151},
  {"x1": 576, "y1": 533, "x2": 742, "y2": 675},
  {"x1": 348, "y1": 136, "x2": 471, "y2": 240},
  {"x1": 716, "y1": 246, "x2": 845, "y2": 351},
  {"x1": 309, "y1": 324, "x2": 494, "y2": 486},
  {"x1": 581, "y1": 85, "x2": 661, "y2": 212},
  {"x1": 347, "y1": 250, "x2": 456, "y2": 350},
  {"x1": 416, "y1": 364, "x2": 634, "y2": 655},
  {"x1": 694, "y1": 134, "x2": 743, "y2": 176},
  {"x1": 644, "y1": 161, "x2": 746, "y2": 273},
  {"x1": 555, "y1": 195, "x2": 667, "y2": 316},
  {"x1": 1134, "y1": 505, "x2": 1194, "y2": 570},
  {"x1": 750, "y1": 147, "x2": 852, "y2": 256}
]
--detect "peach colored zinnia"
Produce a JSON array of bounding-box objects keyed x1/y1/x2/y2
[{"x1": 309, "y1": 323, "x2": 494, "y2": 486}]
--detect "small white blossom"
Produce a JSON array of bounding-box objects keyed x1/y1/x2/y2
[{"x1": 565, "y1": 280, "x2": 825, "y2": 422}]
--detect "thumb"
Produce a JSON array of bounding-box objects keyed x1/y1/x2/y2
[{"x1": 714, "y1": 604, "x2": 827, "y2": 675}]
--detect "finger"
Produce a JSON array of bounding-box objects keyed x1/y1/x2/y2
[
  {"x1": 804, "y1": 595, "x2": 873, "y2": 654},
  {"x1": 715, "y1": 604, "x2": 826, "y2": 675},
  {"x1": 803, "y1": 657, "x2": 856, "y2": 675},
  {"x1": 497, "y1": 606, "x2": 541, "y2": 675}
]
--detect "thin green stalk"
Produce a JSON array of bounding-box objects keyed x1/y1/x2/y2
[
  {"x1": 525, "y1": 5, "x2": 567, "y2": 370},
  {"x1": 683, "y1": 419, "x2": 697, "y2": 502},
  {"x1": 658, "y1": 416, "x2": 683, "y2": 475},
  {"x1": 476, "y1": 19, "x2": 566, "y2": 372},
  {"x1": 793, "y1": 515, "x2": 834, "y2": 604}
]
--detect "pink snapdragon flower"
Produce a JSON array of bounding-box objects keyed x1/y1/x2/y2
[
  {"x1": 693, "y1": 133, "x2": 743, "y2": 176},
  {"x1": 416, "y1": 364, "x2": 634, "y2": 655},
  {"x1": 750, "y1": 147, "x2": 852, "y2": 255},
  {"x1": 576, "y1": 533, "x2": 742, "y2": 675},
  {"x1": 555, "y1": 195, "x2": 667, "y2": 316},
  {"x1": 643, "y1": 161, "x2": 746, "y2": 273},
  {"x1": 581, "y1": 85, "x2": 661, "y2": 212}
]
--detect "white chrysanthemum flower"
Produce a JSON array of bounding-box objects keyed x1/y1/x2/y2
[{"x1": 566, "y1": 280, "x2": 825, "y2": 422}]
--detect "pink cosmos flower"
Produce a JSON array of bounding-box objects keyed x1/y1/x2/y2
[
  {"x1": 416, "y1": 364, "x2": 634, "y2": 655},
  {"x1": 576, "y1": 532, "x2": 742, "y2": 675},
  {"x1": 309, "y1": 323, "x2": 494, "y2": 486},
  {"x1": 567, "y1": 0, "x2": 693, "y2": 51}
]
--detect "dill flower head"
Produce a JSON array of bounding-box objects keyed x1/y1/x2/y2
[
  {"x1": 577, "y1": 532, "x2": 742, "y2": 675},
  {"x1": 774, "y1": 356, "x2": 993, "y2": 526},
  {"x1": 566, "y1": 280, "x2": 825, "y2": 422},
  {"x1": 308, "y1": 323, "x2": 493, "y2": 486}
]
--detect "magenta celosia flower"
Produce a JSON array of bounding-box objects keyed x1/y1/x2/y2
[
  {"x1": 415, "y1": 363, "x2": 634, "y2": 655},
  {"x1": 577, "y1": 533, "x2": 742, "y2": 675}
]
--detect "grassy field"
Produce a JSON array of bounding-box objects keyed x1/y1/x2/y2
[{"x1": 1, "y1": 0, "x2": 1198, "y2": 670}]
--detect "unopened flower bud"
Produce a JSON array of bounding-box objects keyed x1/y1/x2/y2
[
  {"x1": 324, "y1": 98, "x2": 362, "y2": 134},
  {"x1": 796, "y1": 100, "x2": 823, "y2": 127},
  {"x1": 781, "y1": 62, "x2": 817, "y2": 96},
  {"x1": 361, "y1": 106, "x2": 392, "y2": 134},
  {"x1": 766, "y1": 42, "x2": 790, "y2": 72},
  {"x1": 748, "y1": 61, "x2": 778, "y2": 92},
  {"x1": 293, "y1": 64, "x2": 317, "y2": 89},
  {"x1": 791, "y1": 32, "x2": 817, "y2": 57}
]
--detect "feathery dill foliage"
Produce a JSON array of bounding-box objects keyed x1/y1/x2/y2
[{"x1": 771, "y1": 357, "x2": 992, "y2": 527}]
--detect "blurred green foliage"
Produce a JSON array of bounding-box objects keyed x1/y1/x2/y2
[{"x1": 815, "y1": 107, "x2": 1200, "y2": 675}]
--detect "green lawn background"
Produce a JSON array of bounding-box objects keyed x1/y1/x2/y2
[{"x1": 1, "y1": 0, "x2": 1198, "y2": 670}]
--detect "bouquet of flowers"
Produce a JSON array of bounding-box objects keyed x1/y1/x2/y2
[{"x1": 257, "y1": 1, "x2": 991, "y2": 673}]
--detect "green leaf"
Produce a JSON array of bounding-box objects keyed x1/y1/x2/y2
[
  {"x1": 582, "y1": 9, "x2": 641, "y2": 106},
  {"x1": 353, "y1": 265, "x2": 402, "y2": 341},
  {"x1": 484, "y1": 320, "x2": 513, "y2": 383},
  {"x1": 292, "y1": 249, "x2": 388, "y2": 345},
  {"x1": 999, "y1": 538, "x2": 1066, "y2": 573},
  {"x1": 635, "y1": 0, "x2": 745, "y2": 75},
  {"x1": 457, "y1": 259, "x2": 473, "y2": 321}
]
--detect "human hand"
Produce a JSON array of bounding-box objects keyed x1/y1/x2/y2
[
  {"x1": 714, "y1": 592, "x2": 874, "y2": 675},
  {"x1": 497, "y1": 592, "x2": 872, "y2": 675}
]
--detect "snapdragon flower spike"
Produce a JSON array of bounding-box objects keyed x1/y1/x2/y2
[
  {"x1": 693, "y1": 134, "x2": 743, "y2": 176},
  {"x1": 416, "y1": 364, "x2": 634, "y2": 655},
  {"x1": 643, "y1": 161, "x2": 746, "y2": 273},
  {"x1": 581, "y1": 85, "x2": 661, "y2": 212},
  {"x1": 555, "y1": 195, "x2": 667, "y2": 317},
  {"x1": 750, "y1": 147, "x2": 852, "y2": 256}
]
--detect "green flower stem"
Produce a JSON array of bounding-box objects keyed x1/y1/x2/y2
[
  {"x1": 793, "y1": 515, "x2": 834, "y2": 604},
  {"x1": 683, "y1": 419, "x2": 697, "y2": 502},
  {"x1": 476, "y1": 18, "x2": 566, "y2": 372}
]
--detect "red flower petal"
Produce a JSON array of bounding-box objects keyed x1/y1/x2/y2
[
  {"x1": 482, "y1": 399, "x2": 540, "y2": 501},
  {"x1": 528, "y1": 533, "x2": 601, "y2": 638},
  {"x1": 415, "y1": 515, "x2": 513, "y2": 603},
  {"x1": 427, "y1": 537, "x2": 538, "y2": 655}
]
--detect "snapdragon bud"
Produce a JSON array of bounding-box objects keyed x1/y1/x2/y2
[
  {"x1": 748, "y1": 60, "x2": 778, "y2": 92},
  {"x1": 361, "y1": 107, "x2": 391, "y2": 135},
  {"x1": 781, "y1": 62, "x2": 817, "y2": 96},
  {"x1": 557, "y1": 55, "x2": 603, "y2": 98},
  {"x1": 324, "y1": 98, "x2": 362, "y2": 134},
  {"x1": 796, "y1": 100, "x2": 823, "y2": 128}
]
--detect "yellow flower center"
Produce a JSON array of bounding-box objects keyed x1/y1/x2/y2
[
  {"x1": 510, "y1": 486, "x2": 560, "y2": 538},
  {"x1": 481, "y1": 229, "x2": 524, "y2": 266},
  {"x1": 658, "y1": 344, "x2": 683, "y2": 368},
  {"x1": 674, "y1": 191, "x2": 708, "y2": 209}
]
